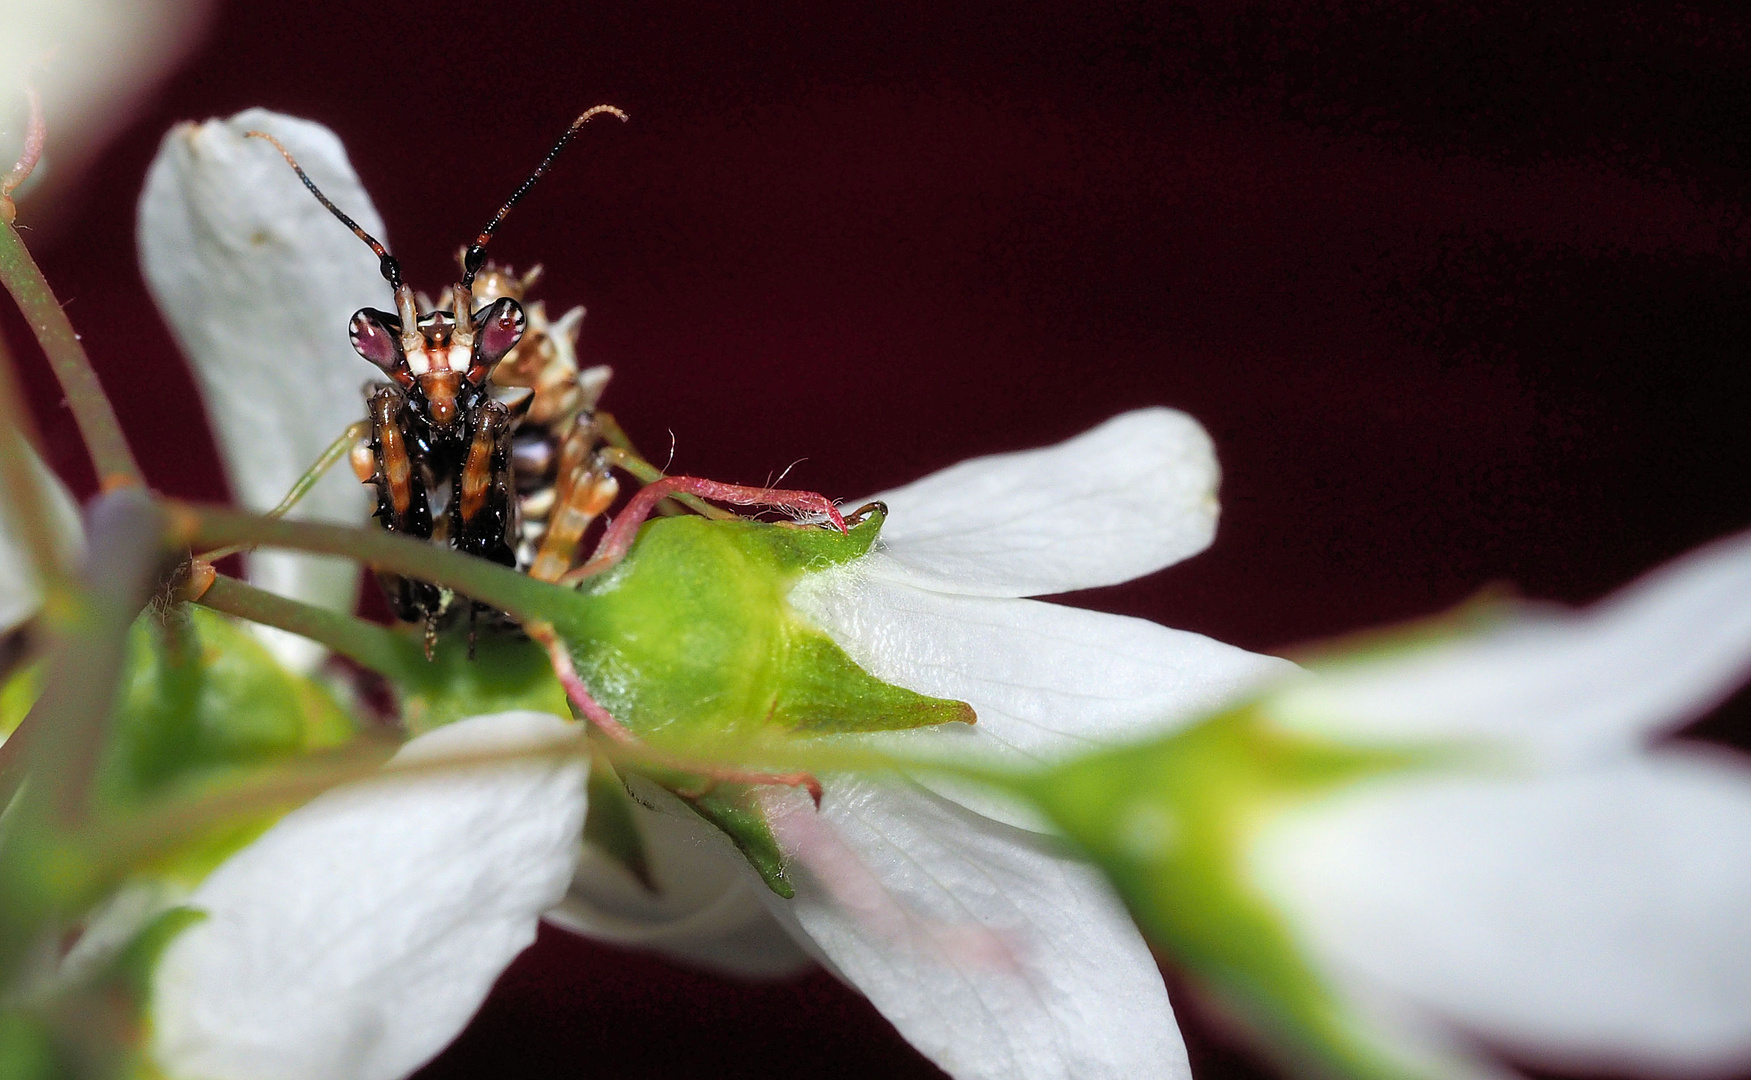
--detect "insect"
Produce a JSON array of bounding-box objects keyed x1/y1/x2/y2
[{"x1": 248, "y1": 107, "x2": 629, "y2": 651}]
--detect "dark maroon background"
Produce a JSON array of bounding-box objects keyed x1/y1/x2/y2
[{"x1": 7, "y1": 2, "x2": 1751, "y2": 1078}]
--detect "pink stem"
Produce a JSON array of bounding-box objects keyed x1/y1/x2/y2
[
  {"x1": 1, "y1": 87, "x2": 45, "y2": 214},
  {"x1": 568, "y1": 476, "x2": 847, "y2": 583}
]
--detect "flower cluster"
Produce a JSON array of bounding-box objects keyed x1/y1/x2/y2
[{"x1": 0, "y1": 99, "x2": 1744, "y2": 1080}]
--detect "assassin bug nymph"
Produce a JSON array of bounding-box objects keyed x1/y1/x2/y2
[{"x1": 247, "y1": 106, "x2": 628, "y2": 650}]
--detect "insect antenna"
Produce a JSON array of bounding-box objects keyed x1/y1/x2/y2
[
  {"x1": 246, "y1": 130, "x2": 404, "y2": 289},
  {"x1": 460, "y1": 104, "x2": 628, "y2": 287}
]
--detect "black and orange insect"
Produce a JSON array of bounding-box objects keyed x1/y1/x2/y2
[{"x1": 248, "y1": 106, "x2": 628, "y2": 649}]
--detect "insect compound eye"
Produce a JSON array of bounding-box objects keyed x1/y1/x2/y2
[
  {"x1": 472, "y1": 296, "x2": 527, "y2": 365},
  {"x1": 349, "y1": 308, "x2": 405, "y2": 374}
]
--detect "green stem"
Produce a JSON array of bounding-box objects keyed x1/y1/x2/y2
[
  {"x1": 173, "y1": 502, "x2": 577, "y2": 624},
  {"x1": 0, "y1": 223, "x2": 142, "y2": 490},
  {"x1": 197, "y1": 574, "x2": 424, "y2": 681}
]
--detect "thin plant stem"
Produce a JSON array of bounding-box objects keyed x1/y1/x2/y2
[
  {"x1": 170, "y1": 502, "x2": 581, "y2": 623},
  {"x1": 197, "y1": 574, "x2": 424, "y2": 681},
  {"x1": 598, "y1": 445, "x2": 734, "y2": 520},
  {"x1": 0, "y1": 223, "x2": 142, "y2": 489}
]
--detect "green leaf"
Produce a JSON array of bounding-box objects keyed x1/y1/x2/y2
[
  {"x1": 98, "y1": 606, "x2": 355, "y2": 811},
  {"x1": 1013, "y1": 707, "x2": 1441, "y2": 1080}
]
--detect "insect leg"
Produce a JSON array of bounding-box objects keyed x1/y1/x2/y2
[{"x1": 363, "y1": 384, "x2": 438, "y2": 625}]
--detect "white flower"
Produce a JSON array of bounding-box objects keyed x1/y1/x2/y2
[
  {"x1": 550, "y1": 408, "x2": 1298, "y2": 1080},
  {"x1": 1244, "y1": 529, "x2": 1751, "y2": 1079},
  {"x1": 133, "y1": 108, "x2": 1298, "y2": 1080},
  {"x1": 138, "y1": 108, "x2": 385, "y2": 671},
  {"x1": 149, "y1": 710, "x2": 588, "y2": 1080}
]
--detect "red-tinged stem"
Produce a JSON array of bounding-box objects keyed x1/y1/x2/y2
[
  {"x1": 0, "y1": 222, "x2": 143, "y2": 490},
  {"x1": 564, "y1": 476, "x2": 846, "y2": 584}
]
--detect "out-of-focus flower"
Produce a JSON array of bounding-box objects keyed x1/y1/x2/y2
[
  {"x1": 149, "y1": 710, "x2": 587, "y2": 1080},
  {"x1": 139, "y1": 109, "x2": 386, "y2": 670},
  {"x1": 0, "y1": 0, "x2": 213, "y2": 218},
  {"x1": 551, "y1": 409, "x2": 1298, "y2": 1080},
  {"x1": 1027, "y1": 529, "x2": 1751, "y2": 1080}
]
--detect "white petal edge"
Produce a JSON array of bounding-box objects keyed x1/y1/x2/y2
[
  {"x1": 545, "y1": 777, "x2": 812, "y2": 978},
  {"x1": 139, "y1": 107, "x2": 388, "y2": 670},
  {"x1": 761, "y1": 777, "x2": 1190, "y2": 1080},
  {"x1": 1251, "y1": 747, "x2": 1751, "y2": 1077},
  {"x1": 0, "y1": 449, "x2": 83, "y2": 634},
  {"x1": 150, "y1": 711, "x2": 588, "y2": 1080},
  {"x1": 859, "y1": 408, "x2": 1220, "y2": 597},
  {"x1": 1266, "y1": 528, "x2": 1751, "y2": 763},
  {"x1": 791, "y1": 565, "x2": 1295, "y2": 828}
]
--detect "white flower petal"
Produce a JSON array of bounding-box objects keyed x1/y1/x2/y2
[
  {"x1": 764, "y1": 777, "x2": 1189, "y2": 1080},
  {"x1": 0, "y1": 448, "x2": 82, "y2": 634},
  {"x1": 792, "y1": 566, "x2": 1294, "y2": 827},
  {"x1": 139, "y1": 107, "x2": 388, "y2": 670},
  {"x1": 151, "y1": 711, "x2": 587, "y2": 1080},
  {"x1": 861, "y1": 408, "x2": 1220, "y2": 597},
  {"x1": 1252, "y1": 748, "x2": 1751, "y2": 1077},
  {"x1": 0, "y1": 0, "x2": 210, "y2": 207},
  {"x1": 1268, "y1": 528, "x2": 1751, "y2": 762},
  {"x1": 545, "y1": 778, "x2": 812, "y2": 978}
]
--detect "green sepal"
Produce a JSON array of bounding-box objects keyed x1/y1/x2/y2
[
  {"x1": 582, "y1": 754, "x2": 654, "y2": 892},
  {"x1": 547, "y1": 513, "x2": 968, "y2": 891},
  {"x1": 681, "y1": 785, "x2": 792, "y2": 899},
  {"x1": 554, "y1": 513, "x2": 970, "y2": 744},
  {"x1": 395, "y1": 625, "x2": 570, "y2": 737},
  {"x1": 1016, "y1": 706, "x2": 1442, "y2": 1080}
]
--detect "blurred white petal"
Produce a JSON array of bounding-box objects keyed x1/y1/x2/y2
[
  {"x1": 1268, "y1": 529, "x2": 1751, "y2": 763},
  {"x1": 139, "y1": 108, "x2": 386, "y2": 670},
  {"x1": 861, "y1": 408, "x2": 1219, "y2": 597},
  {"x1": 0, "y1": 0, "x2": 212, "y2": 216},
  {"x1": 151, "y1": 711, "x2": 587, "y2": 1080},
  {"x1": 764, "y1": 778, "x2": 1188, "y2": 1080},
  {"x1": 793, "y1": 566, "x2": 1293, "y2": 827},
  {"x1": 1253, "y1": 748, "x2": 1751, "y2": 1077},
  {"x1": 0, "y1": 447, "x2": 82, "y2": 633}
]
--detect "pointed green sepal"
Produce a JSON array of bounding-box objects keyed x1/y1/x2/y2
[
  {"x1": 682, "y1": 785, "x2": 793, "y2": 899},
  {"x1": 1012, "y1": 706, "x2": 1445, "y2": 1080},
  {"x1": 547, "y1": 512, "x2": 969, "y2": 891},
  {"x1": 553, "y1": 513, "x2": 969, "y2": 743}
]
